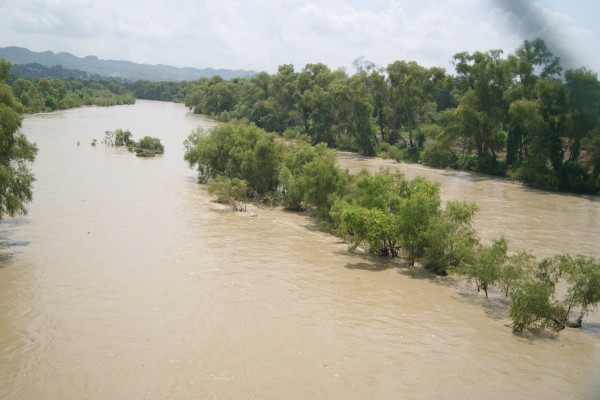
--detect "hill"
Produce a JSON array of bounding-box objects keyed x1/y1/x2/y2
[{"x1": 0, "y1": 46, "x2": 256, "y2": 81}]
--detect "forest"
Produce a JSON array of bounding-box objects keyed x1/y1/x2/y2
[
  {"x1": 4, "y1": 38, "x2": 599, "y2": 194},
  {"x1": 180, "y1": 38, "x2": 600, "y2": 195}
]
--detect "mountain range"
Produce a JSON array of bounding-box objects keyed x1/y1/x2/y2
[{"x1": 0, "y1": 46, "x2": 256, "y2": 81}]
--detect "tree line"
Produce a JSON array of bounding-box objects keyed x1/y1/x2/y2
[
  {"x1": 182, "y1": 39, "x2": 600, "y2": 194},
  {"x1": 6, "y1": 74, "x2": 135, "y2": 113},
  {"x1": 184, "y1": 121, "x2": 600, "y2": 334}
]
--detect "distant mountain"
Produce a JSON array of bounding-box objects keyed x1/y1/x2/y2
[{"x1": 0, "y1": 46, "x2": 256, "y2": 81}]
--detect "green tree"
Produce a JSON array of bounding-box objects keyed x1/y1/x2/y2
[
  {"x1": 394, "y1": 176, "x2": 441, "y2": 264},
  {"x1": 134, "y1": 136, "x2": 164, "y2": 157},
  {"x1": 386, "y1": 61, "x2": 439, "y2": 147},
  {"x1": 498, "y1": 250, "x2": 535, "y2": 297},
  {"x1": 509, "y1": 254, "x2": 600, "y2": 333},
  {"x1": 184, "y1": 122, "x2": 282, "y2": 195},
  {"x1": 448, "y1": 50, "x2": 514, "y2": 172},
  {"x1": 330, "y1": 74, "x2": 377, "y2": 155},
  {"x1": 208, "y1": 176, "x2": 249, "y2": 211},
  {"x1": 464, "y1": 237, "x2": 508, "y2": 298},
  {"x1": 422, "y1": 200, "x2": 479, "y2": 275},
  {"x1": 0, "y1": 61, "x2": 38, "y2": 221},
  {"x1": 509, "y1": 280, "x2": 558, "y2": 334}
]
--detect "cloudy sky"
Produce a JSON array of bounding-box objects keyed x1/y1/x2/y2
[{"x1": 0, "y1": 0, "x2": 598, "y2": 74}]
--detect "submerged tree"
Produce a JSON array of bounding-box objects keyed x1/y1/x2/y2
[
  {"x1": 0, "y1": 61, "x2": 38, "y2": 221},
  {"x1": 134, "y1": 136, "x2": 164, "y2": 157},
  {"x1": 509, "y1": 254, "x2": 600, "y2": 333},
  {"x1": 208, "y1": 176, "x2": 249, "y2": 211}
]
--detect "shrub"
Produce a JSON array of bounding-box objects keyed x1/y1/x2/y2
[
  {"x1": 420, "y1": 142, "x2": 457, "y2": 168},
  {"x1": 403, "y1": 146, "x2": 421, "y2": 163},
  {"x1": 134, "y1": 136, "x2": 164, "y2": 157}
]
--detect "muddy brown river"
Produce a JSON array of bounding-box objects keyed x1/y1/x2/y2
[{"x1": 1, "y1": 101, "x2": 599, "y2": 399}]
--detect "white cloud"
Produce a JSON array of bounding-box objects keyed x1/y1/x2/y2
[{"x1": 0, "y1": 0, "x2": 598, "y2": 73}]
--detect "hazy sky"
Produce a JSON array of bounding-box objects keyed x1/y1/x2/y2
[{"x1": 0, "y1": 0, "x2": 598, "y2": 73}]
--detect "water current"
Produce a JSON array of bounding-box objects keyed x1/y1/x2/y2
[{"x1": 1, "y1": 101, "x2": 599, "y2": 399}]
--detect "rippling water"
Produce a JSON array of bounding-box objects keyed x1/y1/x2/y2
[{"x1": 1, "y1": 101, "x2": 599, "y2": 399}]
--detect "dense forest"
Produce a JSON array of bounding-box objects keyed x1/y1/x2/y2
[
  {"x1": 3, "y1": 38, "x2": 599, "y2": 194},
  {"x1": 181, "y1": 39, "x2": 600, "y2": 195},
  {"x1": 6, "y1": 74, "x2": 135, "y2": 112}
]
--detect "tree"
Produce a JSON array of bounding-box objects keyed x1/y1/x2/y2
[
  {"x1": 498, "y1": 250, "x2": 535, "y2": 297},
  {"x1": 103, "y1": 128, "x2": 134, "y2": 147},
  {"x1": 509, "y1": 254, "x2": 600, "y2": 333},
  {"x1": 0, "y1": 61, "x2": 38, "y2": 221},
  {"x1": 449, "y1": 50, "x2": 514, "y2": 172},
  {"x1": 465, "y1": 237, "x2": 508, "y2": 298},
  {"x1": 184, "y1": 122, "x2": 282, "y2": 195},
  {"x1": 422, "y1": 200, "x2": 479, "y2": 275},
  {"x1": 208, "y1": 177, "x2": 248, "y2": 211},
  {"x1": 330, "y1": 74, "x2": 377, "y2": 155},
  {"x1": 509, "y1": 280, "x2": 558, "y2": 334},
  {"x1": 134, "y1": 136, "x2": 164, "y2": 157},
  {"x1": 547, "y1": 254, "x2": 600, "y2": 327},
  {"x1": 386, "y1": 61, "x2": 438, "y2": 147},
  {"x1": 331, "y1": 171, "x2": 403, "y2": 257},
  {"x1": 393, "y1": 177, "x2": 441, "y2": 264}
]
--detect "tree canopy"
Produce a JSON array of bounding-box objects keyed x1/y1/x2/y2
[{"x1": 0, "y1": 60, "x2": 38, "y2": 221}]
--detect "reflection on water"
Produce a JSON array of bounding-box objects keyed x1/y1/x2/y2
[{"x1": 0, "y1": 101, "x2": 599, "y2": 399}]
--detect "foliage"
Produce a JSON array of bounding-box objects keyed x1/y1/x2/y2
[
  {"x1": 422, "y1": 201, "x2": 478, "y2": 274},
  {"x1": 8, "y1": 76, "x2": 135, "y2": 113},
  {"x1": 509, "y1": 280, "x2": 558, "y2": 334},
  {"x1": 134, "y1": 136, "x2": 164, "y2": 157},
  {"x1": 184, "y1": 122, "x2": 282, "y2": 195},
  {"x1": 509, "y1": 254, "x2": 600, "y2": 333},
  {"x1": 330, "y1": 171, "x2": 443, "y2": 263},
  {"x1": 279, "y1": 142, "x2": 341, "y2": 213},
  {"x1": 464, "y1": 237, "x2": 508, "y2": 298},
  {"x1": 208, "y1": 176, "x2": 249, "y2": 211},
  {"x1": 183, "y1": 120, "x2": 600, "y2": 336},
  {"x1": 420, "y1": 140, "x2": 457, "y2": 168},
  {"x1": 339, "y1": 205, "x2": 398, "y2": 257},
  {"x1": 498, "y1": 250, "x2": 535, "y2": 297},
  {"x1": 0, "y1": 60, "x2": 38, "y2": 221},
  {"x1": 103, "y1": 128, "x2": 134, "y2": 147}
]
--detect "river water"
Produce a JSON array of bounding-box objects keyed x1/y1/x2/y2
[{"x1": 1, "y1": 100, "x2": 599, "y2": 399}]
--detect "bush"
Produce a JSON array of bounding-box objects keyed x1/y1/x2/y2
[
  {"x1": 134, "y1": 136, "x2": 164, "y2": 157},
  {"x1": 403, "y1": 146, "x2": 421, "y2": 163},
  {"x1": 114, "y1": 129, "x2": 134, "y2": 146},
  {"x1": 208, "y1": 176, "x2": 248, "y2": 211},
  {"x1": 420, "y1": 142, "x2": 457, "y2": 168}
]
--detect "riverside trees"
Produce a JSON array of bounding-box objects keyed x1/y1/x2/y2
[
  {"x1": 0, "y1": 61, "x2": 38, "y2": 221},
  {"x1": 183, "y1": 38, "x2": 600, "y2": 194},
  {"x1": 188, "y1": 121, "x2": 599, "y2": 332},
  {"x1": 184, "y1": 121, "x2": 600, "y2": 334}
]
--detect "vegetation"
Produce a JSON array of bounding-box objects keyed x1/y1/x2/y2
[
  {"x1": 181, "y1": 38, "x2": 600, "y2": 195},
  {"x1": 0, "y1": 60, "x2": 38, "y2": 221},
  {"x1": 103, "y1": 129, "x2": 164, "y2": 157},
  {"x1": 7, "y1": 76, "x2": 135, "y2": 113},
  {"x1": 134, "y1": 136, "x2": 164, "y2": 157},
  {"x1": 208, "y1": 177, "x2": 249, "y2": 211},
  {"x1": 185, "y1": 120, "x2": 600, "y2": 335},
  {"x1": 509, "y1": 254, "x2": 600, "y2": 333}
]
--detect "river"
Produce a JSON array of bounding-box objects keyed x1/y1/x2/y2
[{"x1": 1, "y1": 100, "x2": 599, "y2": 399}]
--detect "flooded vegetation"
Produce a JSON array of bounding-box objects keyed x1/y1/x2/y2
[{"x1": 1, "y1": 101, "x2": 599, "y2": 399}]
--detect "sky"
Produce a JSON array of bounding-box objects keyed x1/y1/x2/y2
[{"x1": 0, "y1": 0, "x2": 598, "y2": 74}]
